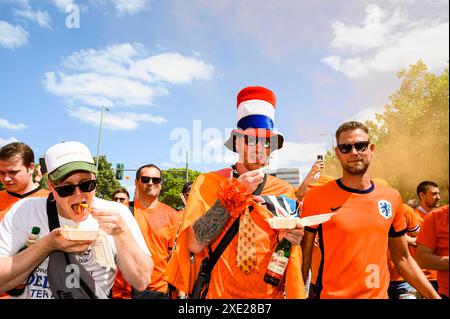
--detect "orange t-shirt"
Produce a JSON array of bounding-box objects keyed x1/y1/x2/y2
[
  {"x1": 134, "y1": 201, "x2": 179, "y2": 294},
  {"x1": 302, "y1": 179, "x2": 406, "y2": 299},
  {"x1": 410, "y1": 207, "x2": 438, "y2": 281},
  {"x1": 0, "y1": 187, "x2": 49, "y2": 299},
  {"x1": 0, "y1": 188, "x2": 49, "y2": 221},
  {"x1": 416, "y1": 205, "x2": 449, "y2": 298},
  {"x1": 111, "y1": 267, "x2": 132, "y2": 299},
  {"x1": 388, "y1": 204, "x2": 421, "y2": 281}
]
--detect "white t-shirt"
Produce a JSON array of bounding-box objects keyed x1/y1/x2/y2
[{"x1": 0, "y1": 197, "x2": 151, "y2": 299}]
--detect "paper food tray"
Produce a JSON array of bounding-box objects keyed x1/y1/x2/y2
[
  {"x1": 266, "y1": 217, "x2": 299, "y2": 229},
  {"x1": 299, "y1": 213, "x2": 335, "y2": 227},
  {"x1": 62, "y1": 229, "x2": 100, "y2": 241}
]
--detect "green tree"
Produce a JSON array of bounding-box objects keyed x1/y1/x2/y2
[
  {"x1": 95, "y1": 155, "x2": 122, "y2": 200},
  {"x1": 159, "y1": 168, "x2": 201, "y2": 210},
  {"x1": 366, "y1": 61, "x2": 449, "y2": 202},
  {"x1": 322, "y1": 149, "x2": 341, "y2": 178}
]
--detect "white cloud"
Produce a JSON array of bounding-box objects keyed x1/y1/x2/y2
[
  {"x1": 14, "y1": 8, "x2": 52, "y2": 29},
  {"x1": 44, "y1": 43, "x2": 214, "y2": 128},
  {"x1": 0, "y1": 137, "x2": 19, "y2": 147},
  {"x1": 135, "y1": 53, "x2": 215, "y2": 84},
  {"x1": 323, "y1": 4, "x2": 449, "y2": 78},
  {"x1": 52, "y1": 0, "x2": 74, "y2": 11},
  {"x1": 348, "y1": 106, "x2": 385, "y2": 123},
  {"x1": 68, "y1": 106, "x2": 167, "y2": 130},
  {"x1": 269, "y1": 141, "x2": 328, "y2": 174},
  {"x1": 0, "y1": 118, "x2": 27, "y2": 130},
  {"x1": 45, "y1": 71, "x2": 162, "y2": 107},
  {"x1": 0, "y1": 20, "x2": 28, "y2": 49},
  {"x1": 321, "y1": 56, "x2": 369, "y2": 78},
  {"x1": 330, "y1": 5, "x2": 407, "y2": 54},
  {"x1": 11, "y1": 0, "x2": 52, "y2": 29},
  {"x1": 112, "y1": 0, "x2": 151, "y2": 16}
]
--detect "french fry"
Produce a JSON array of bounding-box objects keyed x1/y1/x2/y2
[{"x1": 76, "y1": 203, "x2": 91, "y2": 215}]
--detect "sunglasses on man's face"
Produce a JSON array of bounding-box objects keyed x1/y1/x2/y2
[
  {"x1": 243, "y1": 135, "x2": 271, "y2": 148},
  {"x1": 337, "y1": 141, "x2": 370, "y2": 154},
  {"x1": 54, "y1": 180, "x2": 97, "y2": 198},
  {"x1": 140, "y1": 176, "x2": 162, "y2": 184},
  {"x1": 114, "y1": 197, "x2": 128, "y2": 202}
]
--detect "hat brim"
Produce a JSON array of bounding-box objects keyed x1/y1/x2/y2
[
  {"x1": 224, "y1": 129, "x2": 284, "y2": 153},
  {"x1": 48, "y1": 161, "x2": 98, "y2": 183}
]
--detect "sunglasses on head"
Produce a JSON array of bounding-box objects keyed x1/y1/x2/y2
[
  {"x1": 114, "y1": 197, "x2": 128, "y2": 202},
  {"x1": 140, "y1": 176, "x2": 162, "y2": 184},
  {"x1": 243, "y1": 135, "x2": 271, "y2": 148},
  {"x1": 54, "y1": 180, "x2": 97, "y2": 198},
  {"x1": 337, "y1": 141, "x2": 370, "y2": 154}
]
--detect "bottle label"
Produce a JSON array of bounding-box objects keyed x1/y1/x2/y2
[{"x1": 267, "y1": 251, "x2": 289, "y2": 278}]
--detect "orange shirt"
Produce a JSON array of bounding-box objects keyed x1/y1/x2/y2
[
  {"x1": 0, "y1": 188, "x2": 49, "y2": 221},
  {"x1": 111, "y1": 268, "x2": 132, "y2": 299},
  {"x1": 410, "y1": 207, "x2": 438, "y2": 281},
  {"x1": 134, "y1": 201, "x2": 179, "y2": 293},
  {"x1": 388, "y1": 204, "x2": 421, "y2": 282},
  {"x1": 302, "y1": 179, "x2": 406, "y2": 299},
  {"x1": 165, "y1": 169, "x2": 305, "y2": 299},
  {"x1": 416, "y1": 205, "x2": 449, "y2": 298},
  {"x1": 0, "y1": 187, "x2": 49, "y2": 299}
]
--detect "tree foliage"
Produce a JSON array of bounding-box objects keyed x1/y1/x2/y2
[
  {"x1": 368, "y1": 61, "x2": 449, "y2": 201},
  {"x1": 95, "y1": 155, "x2": 122, "y2": 200},
  {"x1": 159, "y1": 168, "x2": 201, "y2": 210},
  {"x1": 324, "y1": 60, "x2": 449, "y2": 202}
]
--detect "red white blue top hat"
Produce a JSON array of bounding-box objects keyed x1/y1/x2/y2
[{"x1": 224, "y1": 86, "x2": 284, "y2": 152}]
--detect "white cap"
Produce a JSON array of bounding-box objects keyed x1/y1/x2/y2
[{"x1": 45, "y1": 141, "x2": 98, "y2": 182}]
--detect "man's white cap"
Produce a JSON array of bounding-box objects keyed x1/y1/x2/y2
[{"x1": 45, "y1": 141, "x2": 98, "y2": 183}]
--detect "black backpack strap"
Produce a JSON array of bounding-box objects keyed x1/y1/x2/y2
[
  {"x1": 46, "y1": 195, "x2": 60, "y2": 231},
  {"x1": 129, "y1": 201, "x2": 134, "y2": 216},
  {"x1": 46, "y1": 196, "x2": 101, "y2": 299}
]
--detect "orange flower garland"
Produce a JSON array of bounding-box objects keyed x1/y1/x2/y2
[{"x1": 218, "y1": 178, "x2": 253, "y2": 218}]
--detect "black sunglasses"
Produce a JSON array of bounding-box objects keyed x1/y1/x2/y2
[
  {"x1": 140, "y1": 176, "x2": 162, "y2": 184},
  {"x1": 337, "y1": 141, "x2": 370, "y2": 154},
  {"x1": 243, "y1": 135, "x2": 271, "y2": 148},
  {"x1": 114, "y1": 197, "x2": 127, "y2": 202},
  {"x1": 54, "y1": 180, "x2": 97, "y2": 198}
]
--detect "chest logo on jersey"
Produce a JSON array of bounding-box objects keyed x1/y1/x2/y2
[{"x1": 377, "y1": 200, "x2": 393, "y2": 219}]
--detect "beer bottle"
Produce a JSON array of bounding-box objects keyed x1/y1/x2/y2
[
  {"x1": 263, "y1": 237, "x2": 292, "y2": 286},
  {"x1": 6, "y1": 226, "x2": 41, "y2": 296}
]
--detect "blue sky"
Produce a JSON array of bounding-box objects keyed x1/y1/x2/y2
[{"x1": 0, "y1": 0, "x2": 449, "y2": 195}]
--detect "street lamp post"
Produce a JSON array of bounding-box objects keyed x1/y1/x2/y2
[{"x1": 96, "y1": 106, "x2": 110, "y2": 169}]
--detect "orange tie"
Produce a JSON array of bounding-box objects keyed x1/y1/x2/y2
[{"x1": 236, "y1": 209, "x2": 257, "y2": 274}]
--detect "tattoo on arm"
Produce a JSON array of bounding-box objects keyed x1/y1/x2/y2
[{"x1": 193, "y1": 200, "x2": 230, "y2": 247}]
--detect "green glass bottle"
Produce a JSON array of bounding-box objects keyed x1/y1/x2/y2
[
  {"x1": 6, "y1": 226, "x2": 41, "y2": 296},
  {"x1": 263, "y1": 237, "x2": 292, "y2": 286}
]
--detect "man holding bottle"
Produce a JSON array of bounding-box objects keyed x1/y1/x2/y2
[
  {"x1": 0, "y1": 141, "x2": 153, "y2": 299},
  {"x1": 165, "y1": 86, "x2": 305, "y2": 299}
]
